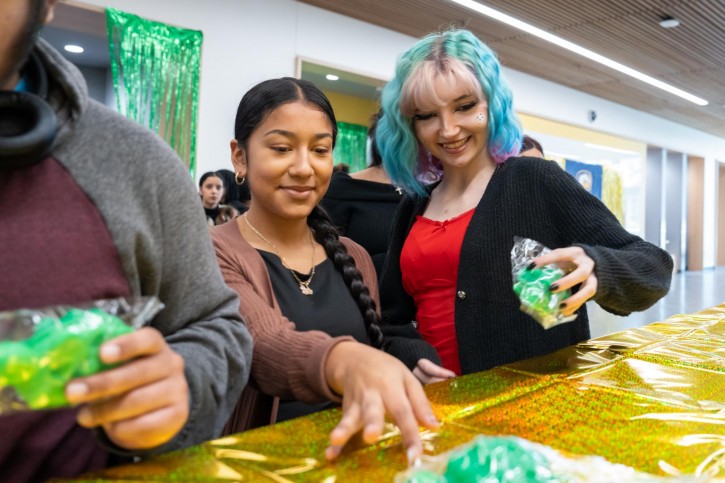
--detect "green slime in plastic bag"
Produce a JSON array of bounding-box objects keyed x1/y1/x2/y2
[
  {"x1": 0, "y1": 308, "x2": 133, "y2": 409},
  {"x1": 445, "y1": 437, "x2": 556, "y2": 482},
  {"x1": 406, "y1": 436, "x2": 557, "y2": 483},
  {"x1": 513, "y1": 266, "x2": 571, "y2": 329}
]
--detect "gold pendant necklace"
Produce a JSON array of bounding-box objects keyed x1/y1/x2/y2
[{"x1": 244, "y1": 214, "x2": 316, "y2": 295}]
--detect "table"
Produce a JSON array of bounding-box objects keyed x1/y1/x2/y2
[{"x1": 77, "y1": 305, "x2": 725, "y2": 481}]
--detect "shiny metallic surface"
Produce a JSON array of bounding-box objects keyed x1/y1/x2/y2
[{"x1": 77, "y1": 304, "x2": 725, "y2": 481}]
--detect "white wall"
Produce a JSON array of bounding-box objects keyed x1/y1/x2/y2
[
  {"x1": 80, "y1": 0, "x2": 724, "y2": 265},
  {"x1": 79, "y1": 0, "x2": 420, "y2": 172},
  {"x1": 82, "y1": 0, "x2": 301, "y2": 171},
  {"x1": 703, "y1": 157, "x2": 718, "y2": 267}
]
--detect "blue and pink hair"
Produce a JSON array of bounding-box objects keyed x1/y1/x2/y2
[{"x1": 377, "y1": 29, "x2": 522, "y2": 197}]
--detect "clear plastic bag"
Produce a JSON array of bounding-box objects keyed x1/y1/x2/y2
[
  {"x1": 511, "y1": 237, "x2": 577, "y2": 329},
  {"x1": 397, "y1": 435, "x2": 700, "y2": 482},
  {"x1": 0, "y1": 297, "x2": 163, "y2": 413}
]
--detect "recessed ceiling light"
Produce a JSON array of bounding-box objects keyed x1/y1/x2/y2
[
  {"x1": 326, "y1": 74, "x2": 339, "y2": 81},
  {"x1": 447, "y1": 0, "x2": 708, "y2": 106},
  {"x1": 64, "y1": 44, "x2": 84, "y2": 54},
  {"x1": 659, "y1": 16, "x2": 680, "y2": 28}
]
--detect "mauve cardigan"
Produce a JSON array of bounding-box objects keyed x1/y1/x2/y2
[{"x1": 211, "y1": 217, "x2": 380, "y2": 431}]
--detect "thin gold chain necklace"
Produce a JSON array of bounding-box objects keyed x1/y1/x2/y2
[{"x1": 244, "y1": 214, "x2": 316, "y2": 295}]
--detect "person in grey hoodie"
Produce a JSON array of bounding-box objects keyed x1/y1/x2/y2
[{"x1": 0, "y1": 1, "x2": 252, "y2": 481}]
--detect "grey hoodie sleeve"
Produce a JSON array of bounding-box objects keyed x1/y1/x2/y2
[
  {"x1": 55, "y1": 100, "x2": 252, "y2": 453},
  {"x1": 150, "y1": 165, "x2": 253, "y2": 449},
  {"x1": 41, "y1": 34, "x2": 252, "y2": 451},
  {"x1": 116, "y1": 131, "x2": 253, "y2": 450}
]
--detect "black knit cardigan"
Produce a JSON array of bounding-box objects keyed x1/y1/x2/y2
[{"x1": 379, "y1": 157, "x2": 673, "y2": 374}]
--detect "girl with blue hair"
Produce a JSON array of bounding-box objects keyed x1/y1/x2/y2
[{"x1": 377, "y1": 29, "x2": 672, "y2": 377}]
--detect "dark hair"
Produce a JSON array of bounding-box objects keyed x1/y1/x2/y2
[
  {"x1": 216, "y1": 205, "x2": 240, "y2": 224},
  {"x1": 521, "y1": 135, "x2": 544, "y2": 156},
  {"x1": 234, "y1": 77, "x2": 382, "y2": 348},
  {"x1": 368, "y1": 110, "x2": 383, "y2": 167},
  {"x1": 199, "y1": 171, "x2": 224, "y2": 188},
  {"x1": 234, "y1": 77, "x2": 337, "y2": 150},
  {"x1": 333, "y1": 163, "x2": 350, "y2": 174},
  {"x1": 308, "y1": 207, "x2": 383, "y2": 348},
  {"x1": 215, "y1": 169, "x2": 250, "y2": 204}
]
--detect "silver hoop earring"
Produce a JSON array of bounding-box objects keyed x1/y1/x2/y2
[{"x1": 234, "y1": 172, "x2": 246, "y2": 186}]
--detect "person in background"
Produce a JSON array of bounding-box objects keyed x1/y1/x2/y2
[
  {"x1": 212, "y1": 77, "x2": 452, "y2": 465},
  {"x1": 0, "y1": 1, "x2": 252, "y2": 481},
  {"x1": 199, "y1": 171, "x2": 238, "y2": 225},
  {"x1": 376, "y1": 29, "x2": 672, "y2": 377},
  {"x1": 321, "y1": 111, "x2": 405, "y2": 277},
  {"x1": 217, "y1": 168, "x2": 250, "y2": 214},
  {"x1": 520, "y1": 134, "x2": 544, "y2": 158}
]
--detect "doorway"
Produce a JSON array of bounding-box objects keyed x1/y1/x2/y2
[
  {"x1": 718, "y1": 162, "x2": 725, "y2": 266},
  {"x1": 687, "y1": 156, "x2": 704, "y2": 271}
]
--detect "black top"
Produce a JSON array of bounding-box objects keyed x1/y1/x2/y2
[
  {"x1": 258, "y1": 250, "x2": 367, "y2": 421},
  {"x1": 204, "y1": 206, "x2": 220, "y2": 225},
  {"x1": 321, "y1": 171, "x2": 404, "y2": 277},
  {"x1": 228, "y1": 200, "x2": 248, "y2": 214},
  {"x1": 379, "y1": 157, "x2": 673, "y2": 374}
]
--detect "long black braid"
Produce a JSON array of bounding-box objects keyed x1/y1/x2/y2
[{"x1": 308, "y1": 206, "x2": 384, "y2": 349}]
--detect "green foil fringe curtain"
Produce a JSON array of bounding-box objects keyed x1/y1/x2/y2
[
  {"x1": 334, "y1": 122, "x2": 368, "y2": 172},
  {"x1": 106, "y1": 8, "x2": 203, "y2": 178}
]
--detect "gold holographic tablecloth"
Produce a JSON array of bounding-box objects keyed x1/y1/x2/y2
[{"x1": 76, "y1": 305, "x2": 725, "y2": 481}]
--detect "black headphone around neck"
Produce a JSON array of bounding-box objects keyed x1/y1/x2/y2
[{"x1": 0, "y1": 51, "x2": 59, "y2": 171}]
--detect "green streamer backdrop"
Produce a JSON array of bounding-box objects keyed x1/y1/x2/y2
[
  {"x1": 334, "y1": 122, "x2": 368, "y2": 172},
  {"x1": 106, "y1": 8, "x2": 203, "y2": 178}
]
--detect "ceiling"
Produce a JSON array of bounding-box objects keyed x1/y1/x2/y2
[
  {"x1": 41, "y1": 1, "x2": 724, "y2": 138},
  {"x1": 41, "y1": 25, "x2": 110, "y2": 68},
  {"x1": 41, "y1": 2, "x2": 108, "y2": 67},
  {"x1": 298, "y1": 0, "x2": 725, "y2": 138}
]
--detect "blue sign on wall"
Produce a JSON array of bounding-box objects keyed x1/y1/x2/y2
[{"x1": 565, "y1": 160, "x2": 603, "y2": 200}]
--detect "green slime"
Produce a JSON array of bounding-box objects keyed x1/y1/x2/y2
[
  {"x1": 513, "y1": 266, "x2": 570, "y2": 327},
  {"x1": 407, "y1": 437, "x2": 557, "y2": 482},
  {"x1": 0, "y1": 308, "x2": 132, "y2": 409}
]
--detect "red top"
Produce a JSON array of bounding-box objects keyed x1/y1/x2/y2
[{"x1": 400, "y1": 208, "x2": 475, "y2": 376}]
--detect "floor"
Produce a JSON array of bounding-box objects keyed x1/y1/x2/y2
[{"x1": 587, "y1": 266, "x2": 725, "y2": 338}]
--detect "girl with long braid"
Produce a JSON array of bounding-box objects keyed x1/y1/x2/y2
[{"x1": 210, "y1": 77, "x2": 451, "y2": 464}]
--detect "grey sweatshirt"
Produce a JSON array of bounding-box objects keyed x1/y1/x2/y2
[{"x1": 36, "y1": 39, "x2": 253, "y2": 451}]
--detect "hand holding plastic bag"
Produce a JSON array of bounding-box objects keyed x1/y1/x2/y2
[
  {"x1": 511, "y1": 237, "x2": 577, "y2": 329},
  {"x1": 0, "y1": 298, "x2": 163, "y2": 412}
]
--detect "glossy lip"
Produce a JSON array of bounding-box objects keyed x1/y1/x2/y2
[{"x1": 439, "y1": 136, "x2": 471, "y2": 154}]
